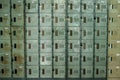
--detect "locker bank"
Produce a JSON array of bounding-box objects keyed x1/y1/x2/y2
[{"x1": 0, "y1": 0, "x2": 120, "y2": 80}]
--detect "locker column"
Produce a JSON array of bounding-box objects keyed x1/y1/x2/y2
[
  {"x1": 67, "y1": 0, "x2": 81, "y2": 79},
  {"x1": 25, "y1": 0, "x2": 39, "y2": 78},
  {"x1": 108, "y1": 0, "x2": 120, "y2": 80},
  {"x1": 0, "y1": 0, "x2": 11, "y2": 78},
  {"x1": 39, "y1": 0, "x2": 53, "y2": 79},
  {"x1": 53, "y1": 0, "x2": 66, "y2": 79},
  {"x1": 94, "y1": 0, "x2": 108, "y2": 79},
  {"x1": 81, "y1": 0, "x2": 94, "y2": 79},
  {"x1": 11, "y1": 0, "x2": 25, "y2": 78}
]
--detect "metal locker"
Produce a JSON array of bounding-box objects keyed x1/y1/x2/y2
[
  {"x1": 108, "y1": 52, "x2": 120, "y2": 66},
  {"x1": 12, "y1": 40, "x2": 24, "y2": 52},
  {"x1": 82, "y1": 0, "x2": 94, "y2": 13},
  {"x1": 54, "y1": 40, "x2": 65, "y2": 53},
  {"x1": 0, "y1": 65, "x2": 11, "y2": 78},
  {"x1": 81, "y1": 53, "x2": 93, "y2": 66},
  {"x1": 68, "y1": 27, "x2": 80, "y2": 40},
  {"x1": 11, "y1": 14, "x2": 24, "y2": 26},
  {"x1": 53, "y1": 14, "x2": 65, "y2": 27},
  {"x1": 11, "y1": 0, "x2": 24, "y2": 13},
  {"x1": 53, "y1": 53, "x2": 65, "y2": 66},
  {"x1": 81, "y1": 13, "x2": 94, "y2": 27},
  {"x1": 27, "y1": 54, "x2": 38, "y2": 66},
  {"x1": 109, "y1": 13, "x2": 120, "y2": 27},
  {"x1": 53, "y1": 0, "x2": 66, "y2": 13},
  {"x1": 95, "y1": 13, "x2": 107, "y2": 27},
  {"x1": 26, "y1": 40, "x2": 38, "y2": 53},
  {"x1": 108, "y1": 40, "x2": 120, "y2": 53},
  {"x1": 82, "y1": 27, "x2": 93, "y2": 40},
  {"x1": 108, "y1": 27, "x2": 120, "y2": 40},
  {"x1": 81, "y1": 66, "x2": 93, "y2": 78},
  {"x1": 68, "y1": 53, "x2": 80, "y2": 66},
  {"x1": 94, "y1": 66, "x2": 106, "y2": 78},
  {"x1": 53, "y1": 66, "x2": 65, "y2": 78},
  {"x1": 68, "y1": 40, "x2": 80, "y2": 53},
  {"x1": 40, "y1": 66, "x2": 52, "y2": 78},
  {"x1": 95, "y1": 27, "x2": 107, "y2": 40},
  {"x1": 0, "y1": 27, "x2": 10, "y2": 40},
  {"x1": 0, "y1": 53, "x2": 11, "y2": 65},
  {"x1": 27, "y1": 66, "x2": 39, "y2": 78},
  {"x1": 12, "y1": 52, "x2": 24, "y2": 65},
  {"x1": 95, "y1": 53, "x2": 106, "y2": 66},
  {"x1": 40, "y1": 0, "x2": 52, "y2": 13},
  {"x1": 40, "y1": 53, "x2": 52, "y2": 66},
  {"x1": 95, "y1": 0, "x2": 107, "y2": 13},
  {"x1": 13, "y1": 65, "x2": 25, "y2": 78},
  {"x1": 81, "y1": 40, "x2": 93, "y2": 53},
  {"x1": 95, "y1": 40, "x2": 107, "y2": 53},
  {"x1": 68, "y1": 14, "x2": 80, "y2": 27},
  {"x1": 26, "y1": 14, "x2": 38, "y2": 27},
  {"x1": 0, "y1": 40, "x2": 11, "y2": 53},
  {"x1": 108, "y1": 66, "x2": 120, "y2": 78},
  {"x1": 53, "y1": 27, "x2": 65, "y2": 40},
  {"x1": 0, "y1": 14, "x2": 10, "y2": 27},
  {"x1": 40, "y1": 40, "x2": 52, "y2": 53},
  {"x1": 68, "y1": 66, "x2": 80, "y2": 78},
  {"x1": 40, "y1": 27, "x2": 52, "y2": 40},
  {"x1": 40, "y1": 14, "x2": 52, "y2": 27},
  {"x1": 25, "y1": 0, "x2": 38, "y2": 12},
  {"x1": 68, "y1": 0, "x2": 80, "y2": 13},
  {"x1": 0, "y1": 0, "x2": 10, "y2": 13},
  {"x1": 11, "y1": 27, "x2": 24, "y2": 40},
  {"x1": 26, "y1": 27, "x2": 38, "y2": 40}
]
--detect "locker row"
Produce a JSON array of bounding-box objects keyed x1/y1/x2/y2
[
  {"x1": 0, "y1": 40, "x2": 107, "y2": 53},
  {"x1": 0, "y1": 53, "x2": 106, "y2": 66},
  {"x1": 0, "y1": 13, "x2": 107, "y2": 27},
  {"x1": 0, "y1": 0, "x2": 107, "y2": 13},
  {"x1": 0, "y1": 27, "x2": 107, "y2": 40},
  {"x1": 0, "y1": 65, "x2": 106, "y2": 78}
]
